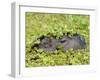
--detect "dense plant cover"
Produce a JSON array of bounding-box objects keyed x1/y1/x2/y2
[{"x1": 25, "y1": 12, "x2": 90, "y2": 67}]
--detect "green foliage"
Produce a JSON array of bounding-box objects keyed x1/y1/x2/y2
[{"x1": 25, "y1": 12, "x2": 90, "y2": 67}]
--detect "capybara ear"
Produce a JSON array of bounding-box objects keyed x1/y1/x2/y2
[
  {"x1": 31, "y1": 44, "x2": 39, "y2": 49},
  {"x1": 38, "y1": 35, "x2": 45, "y2": 41},
  {"x1": 73, "y1": 33, "x2": 79, "y2": 36},
  {"x1": 67, "y1": 32, "x2": 70, "y2": 36}
]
